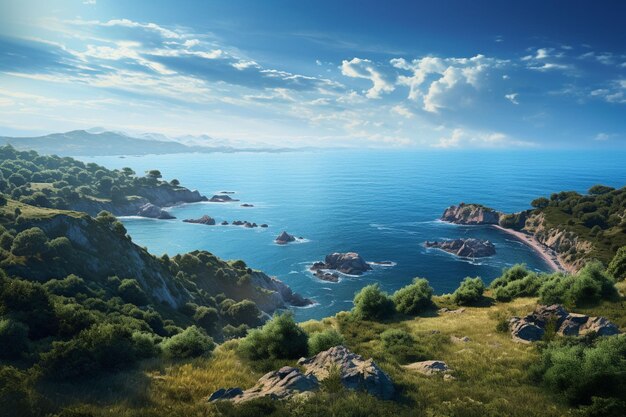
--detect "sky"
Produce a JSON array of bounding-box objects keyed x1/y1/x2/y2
[{"x1": 0, "y1": 0, "x2": 624, "y2": 149}]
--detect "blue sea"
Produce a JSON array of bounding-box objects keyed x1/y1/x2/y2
[{"x1": 81, "y1": 150, "x2": 626, "y2": 321}]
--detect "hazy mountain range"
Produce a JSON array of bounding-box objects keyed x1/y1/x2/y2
[{"x1": 0, "y1": 129, "x2": 298, "y2": 156}]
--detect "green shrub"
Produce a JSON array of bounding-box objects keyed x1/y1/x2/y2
[
  {"x1": 0, "y1": 279, "x2": 57, "y2": 339},
  {"x1": 538, "y1": 262, "x2": 617, "y2": 307},
  {"x1": 10, "y1": 227, "x2": 49, "y2": 257},
  {"x1": 193, "y1": 306, "x2": 219, "y2": 332},
  {"x1": 44, "y1": 274, "x2": 91, "y2": 298},
  {"x1": 452, "y1": 276, "x2": 485, "y2": 305},
  {"x1": 353, "y1": 284, "x2": 395, "y2": 320},
  {"x1": 380, "y1": 328, "x2": 423, "y2": 363},
  {"x1": 490, "y1": 264, "x2": 541, "y2": 301},
  {"x1": 308, "y1": 329, "x2": 345, "y2": 355},
  {"x1": 530, "y1": 335, "x2": 626, "y2": 405},
  {"x1": 131, "y1": 331, "x2": 161, "y2": 358},
  {"x1": 0, "y1": 366, "x2": 35, "y2": 415},
  {"x1": 392, "y1": 278, "x2": 433, "y2": 315},
  {"x1": 224, "y1": 299, "x2": 262, "y2": 327},
  {"x1": 607, "y1": 246, "x2": 626, "y2": 281},
  {"x1": 161, "y1": 325, "x2": 214, "y2": 359},
  {"x1": 223, "y1": 324, "x2": 249, "y2": 340},
  {"x1": 117, "y1": 279, "x2": 148, "y2": 305},
  {"x1": 0, "y1": 318, "x2": 29, "y2": 359},
  {"x1": 238, "y1": 312, "x2": 308, "y2": 360}
]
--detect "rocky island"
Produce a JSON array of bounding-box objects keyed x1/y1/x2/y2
[
  {"x1": 310, "y1": 252, "x2": 373, "y2": 281},
  {"x1": 441, "y1": 203, "x2": 501, "y2": 225},
  {"x1": 183, "y1": 215, "x2": 216, "y2": 225},
  {"x1": 137, "y1": 203, "x2": 176, "y2": 219},
  {"x1": 275, "y1": 231, "x2": 296, "y2": 244},
  {"x1": 425, "y1": 238, "x2": 496, "y2": 258},
  {"x1": 209, "y1": 194, "x2": 240, "y2": 202}
]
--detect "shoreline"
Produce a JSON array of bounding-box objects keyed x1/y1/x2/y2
[{"x1": 490, "y1": 225, "x2": 569, "y2": 273}]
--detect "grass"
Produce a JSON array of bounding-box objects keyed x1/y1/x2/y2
[
  {"x1": 19, "y1": 294, "x2": 626, "y2": 417},
  {"x1": 0, "y1": 199, "x2": 86, "y2": 222}
]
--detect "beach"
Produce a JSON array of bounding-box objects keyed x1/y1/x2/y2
[{"x1": 492, "y1": 225, "x2": 570, "y2": 273}]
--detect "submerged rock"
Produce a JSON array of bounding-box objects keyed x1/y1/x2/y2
[
  {"x1": 425, "y1": 238, "x2": 496, "y2": 258},
  {"x1": 183, "y1": 215, "x2": 216, "y2": 225},
  {"x1": 298, "y1": 345, "x2": 395, "y2": 400},
  {"x1": 509, "y1": 304, "x2": 620, "y2": 343},
  {"x1": 275, "y1": 231, "x2": 296, "y2": 244},
  {"x1": 137, "y1": 203, "x2": 175, "y2": 219},
  {"x1": 310, "y1": 252, "x2": 372, "y2": 275},
  {"x1": 441, "y1": 203, "x2": 501, "y2": 225}
]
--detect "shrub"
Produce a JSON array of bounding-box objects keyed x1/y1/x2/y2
[
  {"x1": 238, "y1": 312, "x2": 308, "y2": 360},
  {"x1": 538, "y1": 262, "x2": 617, "y2": 307},
  {"x1": 224, "y1": 299, "x2": 262, "y2": 327},
  {"x1": 0, "y1": 366, "x2": 35, "y2": 414},
  {"x1": 392, "y1": 278, "x2": 433, "y2": 315},
  {"x1": 0, "y1": 318, "x2": 29, "y2": 359},
  {"x1": 380, "y1": 328, "x2": 422, "y2": 363},
  {"x1": 452, "y1": 277, "x2": 485, "y2": 305},
  {"x1": 193, "y1": 306, "x2": 219, "y2": 332},
  {"x1": 223, "y1": 324, "x2": 249, "y2": 340},
  {"x1": 161, "y1": 325, "x2": 214, "y2": 359},
  {"x1": 10, "y1": 227, "x2": 49, "y2": 257},
  {"x1": 132, "y1": 331, "x2": 161, "y2": 358},
  {"x1": 0, "y1": 279, "x2": 57, "y2": 339},
  {"x1": 353, "y1": 284, "x2": 395, "y2": 320},
  {"x1": 607, "y1": 246, "x2": 626, "y2": 281},
  {"x1": 44, "y1": 274, "x2": 91, "y2": 298},
  {"x1": 530, "y1": 335, "x2": 626, "y2": 405},
  {"x1": 117, "y1": 279, "x2": 148, "y2": 305},
  {"x1": 490, "y1": 264, "x2": 541, "y2": 301},
  {"x1": 308, "y1": 329, "x2": 345, "y2": 355}
]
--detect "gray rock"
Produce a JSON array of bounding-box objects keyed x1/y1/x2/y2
[
  {"x1": 208, "y1": 387, "x2": 243, "y2": 402},
  {"x1": 137, "y1": 203, "x2": 175, "y2": 219},
  {"x1": 298, "y1": 345, "x2": 395, "y2": 400},
  {"x1": 579, "y1": 316, "x2": 620, "y2": 336},
  {"x1": 241, "y1": 203, "x2": 254, "y2": 207},
  {"x1": 260, "y1": 224, "x2": 269, "y2": 228},
  {"x1": 276, "y1": 231, "x2": 296, "y2": 245},
  {"x1": 209, "y1": 194, "x2": 239, "y2": 202},
  {"x1": 441, "y1": 203, "x2": 501, "y2": 225},
  {"x1": 183, "y1": 215, "x2": 216, "y2": 225},
  {"x1": 310, "y1": 252, "x2": 372, "y2": 275},
  {"x1": 509, "y1": 317, "x2": 545, "y2": 343},
  {"x1": 425, "y1": 238, "x2": 496, "y2": 258},
  {"x1": 221, "y1": 221, "x2": 229, "y2": 225},
  {"x1": 404, "y1": 360, "x2": 451, "y2": 376}
]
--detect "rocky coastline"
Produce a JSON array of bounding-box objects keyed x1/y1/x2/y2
[{"x1": 425, "y1": 238, "x2": 496, "y2": 258}]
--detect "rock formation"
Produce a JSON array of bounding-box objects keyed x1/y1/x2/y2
[
  {"x1": 183, "y1": 215, "x2": 216, "y2": 225},
  {"x1": 425, "y1": 238, "x2": 496, "y2": 258},
  {"x1": 509, "y1": 304, "x2": 620, "y2": 343},
  {"x1": 137, "y1": 203, "x2": 175, "y2": 219},
  {"x1": 310, "y1": 252, "x2": 372, "y2": 275},
  {"x1": 241, "y1": 203, "x2": 254, "y2": 207},
  {"x1": 209, "y1": 194, "x2": 240, "y2": 202},
  {"x1": 441, "y1": 203, "x2": 501, "y2": 225},
  {"x1": 404, "y1": 360, "x2": 452, "y2": 376},
  {"x1": 275, "y1": 231, "x2": 296, "y2": 244}
]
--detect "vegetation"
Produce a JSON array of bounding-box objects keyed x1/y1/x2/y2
[
  {"x1": 452, "y1": 276, "x2": 485, "y2": 305},
  {"x1": 392, "y1": 277, "x2": 434, "y2": 315},
  {"x1": 238, "y1": 312, "x2": 308, "y2": 360},
  {"x1": 352, "y1": 284, "x2": 395, "y2": 320},
  {"x1": 308, "y1": 328, "x2": 345, "y2": 355},
  {"x1": 607, "y1": 245, "x2": 626, "y2": 280}
]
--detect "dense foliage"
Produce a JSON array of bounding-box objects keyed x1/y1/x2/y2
[
  {"x1": 607, "y1": 246, "x2": 626, "y2": 281},
  {"x1": 452, "y1": 276, "x2": 485, "y2": 305},
  {"x1": 308, "y1": 328, "x2": 345, "y2": 355},
  {"x1": 392, "y1": 278, "x2": 433, "y2": 315},
  {"x1": 238, "y1": 312, "x2": 308, "y2": 360},
  {"x1": 352, "y1": 284, "x2": 395, "y2": 320}
]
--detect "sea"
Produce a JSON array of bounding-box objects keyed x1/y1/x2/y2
[{"x1": 80, "y1": 149, "x2": 626, "y2": 321}]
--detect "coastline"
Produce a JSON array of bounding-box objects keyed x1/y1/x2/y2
[{"x1": 491, "y1": 225, "x2": 569, "y2": 273}]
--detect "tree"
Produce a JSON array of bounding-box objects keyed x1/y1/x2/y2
[
  {"x1": 0, "y1": 193, "x2": 7, "y2": 206},
  {"x1": 121, "y1": 167, "x2": 136, "y2": 177},
  {"x1": 238, "y1": 312, "x2": 308, "y2": 360},
  {"x1": 452, "y1": 277, "x2": 485, "y2": 305},
  {"x1": 392, "y1": 278, "x2": 433, "y2": 315},
  {"x1": 146, "y1": 170, "x2": 162, "y2": 179},
  {"x1": 531, "y1": 197, "x2": 550, "y2": 209},
  {"x1": 170, "y1": 179, "x2": 180, "y2": 186},
  {"x1": 161, "y1": 326, "x2": 215, "y2": 359},
  {"x1": 117, "y1": 279, "x2": 148, "y2": 305},
  {"x1": 193, "y1": 306, "x2": 219, "y2": 332},
  {"x1": 10, "y1": 227, "x2": 49, "y2": 257},
  {"x1": 607, "y1": 246, "x2": 626, "y2": 281},
  {"x1": 353, "y1": 284, "x2": 395, "y2": 320},
  {"x1": 588, "y1": 184, "x2": 615, "y2": 195},
  {"x1": 224, "y1": 299, "x2": 262, "y2": 327}
]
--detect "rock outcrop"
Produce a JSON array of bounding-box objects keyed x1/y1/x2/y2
[
  {"x1": 208, "y1": 367, "x2": 318, "y2": 403},
  {"x1": 275, "y1": 231, "x2": 296, "y2": 245},
  {"x1": 310, "y1": 252, "x2": 372, "y2": 275},
  {"x1": 425, "y1": 238, "x2": 496, "y2": 258},
  {"x1": 298, "y1": 346, "x2": 395, "y2": 400},
  {"x1": 209, "y1": 194, "x2": 239, "y2": 202},
  {"x1": 441, "y1": 203, "x2": 501, "y2": 225},
  {"x1": 209, "y1": 346, "x2": 394, "y2": 403},
  {"x1": 183, "y1": 215, "x2": 216, "y2": 225},
  {"x1": 509, "y1": 304, "x2": 620, "y2": 343},
  {"x1": 137, "y1": 203, "x2": 175, "y2": 219},
  {"x1": 404, "y1": 360, "x2": 452, "y2": 376}
]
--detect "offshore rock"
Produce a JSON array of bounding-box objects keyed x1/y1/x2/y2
[{"x1": 425, "y1": 238, "x2": 495, "y2": 258}]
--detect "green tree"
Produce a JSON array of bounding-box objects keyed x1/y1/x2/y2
[
  {"x1": 392, "y1": 278, "x2": 433, "y2": 315},
  {"x1": 452, "y1": 277, "x2": 485, "y2": 305},
  {"x1": 607, "y1": 246, "x2": 626, "y2": 281},
  {"x1": 238, "y1": 312, "x2": 308, "y2": 360},
  {"x1": 353, "y1": 284, "x2": 395, "y2": 320},
  {"x1": 161, "y1": 326, "x2": 215, "y2": 359},
  {"x1": 10, "y1": 227, "x2": 49, "y2": 257}
]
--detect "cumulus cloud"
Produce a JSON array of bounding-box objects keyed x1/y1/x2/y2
[
  {"x1": 590, "y1": 79, "x2": 626, "y2": 104},
  {"x1": 340, "y1": 58, "x2": 394, "y2": 98},
  {"x1": 390, "y1": 105, "x2": 413, "y2": 118}
]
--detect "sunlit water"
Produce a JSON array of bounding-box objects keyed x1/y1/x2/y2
[{"x1": 81, "y1": 150, "x2": 626, "y2": 321}]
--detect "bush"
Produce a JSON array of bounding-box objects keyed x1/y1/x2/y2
[
  {"x1": 380, "y1": 328, "x2": 423, "y2": 363},
  {"x1": 238, "y1": 312, "x2": 308, "y2": 360},
  {"x1": 0, "y1": 279, "x2": 57, "y2": 339},
  {"x1": 224, "y1": 299, "x2": 262, "y2": 327},
  {"x1": 353, "y1": 284, "x2": 395, "y2": 320},
  {"x1": 490, "y1": 264, "x2": 541, "y2": 301},
  {"x1": 223, "y1": 324, "x2": 249, "y2": 340},
  {"x1": 452, "y1": 277, "x2": 485, "y2": 305},
  {"x1": 530, "y1": 335, "x2": 626, "y2": 405},
  {"x1": 607, "y1": 246, "x2": 626, "y2": 281},
  {"x1": 392, "y1": 278, "x2": 433, "y2": 315},
  {"x1": 308, "y1": 329, "x2": 345, "y2": 355},
  {"x1": 10, "y1": 227, "x2": 49, "y2": 257},
  {"x1": 117, "y1": 279, "x2": 148, "y2": 305},
  {"x1": 193, "y1": 306, "x2": 219, "y2": 332},
  {"x1": 161, "y1": 325, "x2": 214, "y2": 359},
  {"x1": 538, "y1": 262, "x2": 617, "y2": 307},
  {"x1": 0, "y1": 318, "x2": 29, "y2": 359}
]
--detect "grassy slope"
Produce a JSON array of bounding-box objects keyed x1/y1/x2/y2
[{"x1": 53, "y1": 289, "x2": 626, "y2": 417}]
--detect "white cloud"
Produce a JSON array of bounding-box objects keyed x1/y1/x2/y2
[
  {"x1": 594, "y1": 132, "x2": 614, "y2": 141},
  {"x1": 83, "y1": 0, "x2": 96, "y2": 4},
  {"x1": 505, "y1": 93, "x2": 519, "y2": 104},
  {"x1": 590, "y1": 79, "x2": 626, "y2": 104},
  {"x1": 432, "y1": 128, "x2": 534, "y2": 149},
  {"x1": 340, "y1": 58, "x2": 394, "y2": 99},
  {"x1": 391, "y1": 105, "x2": 413, "y2": 118}
]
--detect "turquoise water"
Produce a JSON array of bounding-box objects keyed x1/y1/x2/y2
[{"x1": 81, "y1": 150, "x2": 626, "y2": 321}]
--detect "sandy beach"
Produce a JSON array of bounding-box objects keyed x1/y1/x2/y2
[{"x1": 491, "y1": 225, "x2": 569, "y2": 273}]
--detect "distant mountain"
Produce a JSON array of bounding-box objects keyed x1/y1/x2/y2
[{"x1": 0, "y1": 130, "x2": 242, "y2": 156}]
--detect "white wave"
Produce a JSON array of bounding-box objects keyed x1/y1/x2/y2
[
  {"x1": 368, "y1": 261, "x2": 397, "y2": 267},
  {"x1": 288, "y1": 270, "x2": 299, "y2": 274}
]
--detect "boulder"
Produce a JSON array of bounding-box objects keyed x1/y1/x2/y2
[
  {"x1": 298, "y1": 345, "x2": 395, "y2": 400},
  {"x1": 314, "y1": 270, "x2": 340, "y2": 282},
  {"x1": 221, "y1": 221, "x2": 229, "y2": 225},
  {"x1": 509, "y1": 304, "x2": 620, "y2": 342},
  {"x1": 441, "y1": 203, "x2": 501, "y2": 225},
  {"x1": 425, "y1": 238, "x2": 496, "y2": 258},
  {"x1": 260, "y1": 224, "x2": 269, "y2": 228},
  {"x1": 182, "y1": 215, "x2": 216, "y2": 225},
  {"x1": 209, "y1": 194, "x2": 239, "y2": 202},
  {"x1": 311, "y1": 252, "x2": 372, "y2": 275},
  {"x1": 276, "y1": 231, "x2": 296, "y2": 245},
  {"x1": 208, "y1": 367, "x2": 318, "y2": 403},
  {"x1": 404, "y1": 360, "x2": 451, "y2": 376},
  {"x1": 137, "y1": 203, "x2": 175, "y2": 219}
]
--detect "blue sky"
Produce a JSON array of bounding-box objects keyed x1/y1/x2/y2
[{"x1": 0, "y1": 0, "x2": 624, "y2": 148}]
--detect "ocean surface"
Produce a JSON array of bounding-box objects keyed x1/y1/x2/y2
[{"x1": 81, "y1": 150, "x2": 626, "y2": 321}]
